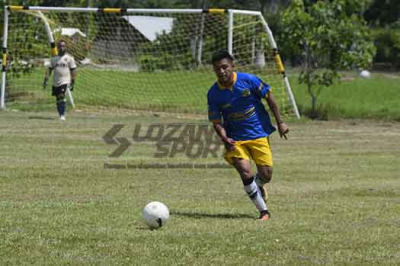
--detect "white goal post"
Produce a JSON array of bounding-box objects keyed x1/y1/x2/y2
[{"x1": 1, "y1": 6, "x2": 300, "y2": 118}]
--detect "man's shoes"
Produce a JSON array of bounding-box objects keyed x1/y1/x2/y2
[
  {"x1": 60, "y1": 115, "x2": 66, "y2": 121},
  {"x1": 259, "y1": 210, "x2": 271, "y2": 220}
]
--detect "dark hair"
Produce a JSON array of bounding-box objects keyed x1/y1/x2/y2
[
  {"x1": 57, "y1": 40, "x2": 67, "y2": 46},
  {"x1": 211, "y1": 50, "x2": 234, "y2": 64}
]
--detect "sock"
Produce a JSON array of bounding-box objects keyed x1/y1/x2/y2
[
  {"x1": 243, "y1": 176, "x2": 268, "y2": 212},
  {"x1": 56, "y1": 101, "x2": 61, "y2": 116},
  {"x1": 58, "y1": 100, "x2": 66, "y2": 116}
]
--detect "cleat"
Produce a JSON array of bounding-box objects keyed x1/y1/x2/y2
[
  {"x1": 60, "y1": 115, "x2": 66, "y2": 121},
  {"x1": 259, "y1": 210, "x2": 271, "y2": 220}
]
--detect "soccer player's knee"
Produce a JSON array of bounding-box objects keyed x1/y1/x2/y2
[
  {"x1": 238, "y1": 168, "x2": 253, "y2": 180},
  {"x1": 259, "y1": 167, "x2": 273, "y2": 183},
  {"x1": 233, "y1": 159, "x2": 252, "y2": 179},
  {"x1": 57, "y1": 94, "x2": 65, "y2": 101}
]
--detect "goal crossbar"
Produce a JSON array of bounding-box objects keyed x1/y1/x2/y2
[{"x1": 7, "y1": 6, "x2": 261, "y2": 15}]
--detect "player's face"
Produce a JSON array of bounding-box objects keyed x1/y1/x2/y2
[
  {"x1": 58, "y1": 42, "x2": 67, "y2": 55},
  {"x1": 213, "y1": 58, "x2": 234, "y2": 86}
]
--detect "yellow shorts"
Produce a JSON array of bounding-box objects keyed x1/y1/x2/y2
[{"x1": 224, "y1": 137, "x2": 273, "y2": 166}]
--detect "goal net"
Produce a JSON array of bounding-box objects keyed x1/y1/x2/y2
[{"x1": 1, "y1": 6, "x2": 300, "y2": 118}]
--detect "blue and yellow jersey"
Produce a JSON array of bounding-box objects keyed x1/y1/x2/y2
[{"x1": 207, "y1": 72, "x2": 276, "y2": 141}]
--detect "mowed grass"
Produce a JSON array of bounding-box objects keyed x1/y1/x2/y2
[
  {"x1": 6, "y1": 68, "x2": 215, "y2": 113},
  {"x1": 291, "y1": 72, "x2": 400, "y2": 120},
  {"x1": 6, "y1": 65, "x2": 297, "y2": 117},
  {"x1": 0, "y1": 111, "x2": 399, "y2": 265},
  {"x1": 6, "y1": 68, "x2": 399, "y2": 120}
]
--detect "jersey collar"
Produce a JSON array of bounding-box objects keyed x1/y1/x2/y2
[{"x1": 217, "y1": 72, "x2": 237, "y2": 90}]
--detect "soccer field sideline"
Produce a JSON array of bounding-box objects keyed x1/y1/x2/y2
[{"x1": 0, "y1": 111, "x2": 399, "y2": 265}]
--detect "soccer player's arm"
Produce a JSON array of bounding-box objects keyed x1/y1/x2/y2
[
  {"x1": 43, "y1": 67, "x2": 53, "y2": 90},
  {"x1": 265, "y1": 91, "x2": 289, "y2": 139},
  {"x1": 69, "y1": 57, "x2": 77, "y2": 90},
  {"x1": 208, "y1": 94, "x2": 235, "y2": 150},
  {"x1": 254, "y1": 76, "x2": 289, "y2": 139},
  {"x1": 211, "y1": 122, "x2": 236, "y2": 151}
]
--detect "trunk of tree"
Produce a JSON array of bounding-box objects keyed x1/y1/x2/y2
[
  {"x1": 305, "y1": 42, "x2": 318, "y2": 119},
  {"x1": 310, "y1": 88, "x2": 318, "y2": 119}
]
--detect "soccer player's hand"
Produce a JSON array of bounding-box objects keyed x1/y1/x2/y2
[
  {"x1": 278, "y1": 122, "x2": 289, "y2": 140},
  {"x1": 222, "y1": 137, "x2": 236, "y2": 151},
  {"x1": 43, "y1": 78, "x2": 48, "y2": 90},
  {"x1": 69, "y1": 79, "x2": 75, "y2": 91}
]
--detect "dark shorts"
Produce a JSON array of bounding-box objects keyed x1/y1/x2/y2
[{"x1": 52, "y1": 84, "x2": 68, "y2": 97}]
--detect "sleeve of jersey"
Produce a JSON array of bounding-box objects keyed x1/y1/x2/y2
[
  {"x1": 251, "y1": 75, "x2": 271, "y2": 99},
  {"x1": 69, "y1": 57, "x2": 77, "y2": 70},
  {"x1": 207, "y1": 91, "x2": 221, "y2": 123}
]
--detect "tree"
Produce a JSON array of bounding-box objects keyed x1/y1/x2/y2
[
  {"x1": 281, "y1": 0, "x2": 376, "y2": 118},
  {"x1": 364, "y1": 0, "x2": 400, "y2": 70},
  {"x1": 364, "y1": 0, "x2": 400, "y2": 27}
]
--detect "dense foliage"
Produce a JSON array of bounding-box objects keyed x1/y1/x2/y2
[
  {"x1": 281, "y1": 0, "x2": 376, "y2": 117},
  {"x1": 0, "y1": 0, "x2": 398, "y2": 68}
]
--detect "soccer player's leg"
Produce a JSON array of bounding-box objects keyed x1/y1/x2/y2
[
  {"x1": 225, "y1": 142, "x2": 270, "y2": 220},
  {"x1": 55, "y1": 85, "x2": 68, "y2": 120},
  {"x1": 248, "y1": 137, "x2": 274, "y2": 204},
  {"x1": 255, "y1": 166, "x2": 272, "y2": 203}
]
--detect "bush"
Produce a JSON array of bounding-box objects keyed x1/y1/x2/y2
[
  {"x1": 372, "y1": 27, "x2": 400, "y2": 70},
  {"x1": 138, "y1": 53, "x2": 196, "y2": 72}
]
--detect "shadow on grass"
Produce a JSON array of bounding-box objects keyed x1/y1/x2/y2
[
  {"x1": 28, "y1": 116, "x2": 56, "y2": 120},
  {"x1": 171, "y1": 210, "x2": 254, "y2": 219}
]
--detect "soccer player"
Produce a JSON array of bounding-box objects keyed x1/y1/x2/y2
[
  {"x1": 43, "y1": 40, "x2": 77, "y2": 121},
  {"x1": 207, "y1": 50, "x2": 289, "y2": 220}
]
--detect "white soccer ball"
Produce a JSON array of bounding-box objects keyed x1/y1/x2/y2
[
  {"x1": 142, "y1": 201, "x2": 169, "y2": 229},
  {"x1": 359, "y1": 70, "x2": 371, "y2": 79}
]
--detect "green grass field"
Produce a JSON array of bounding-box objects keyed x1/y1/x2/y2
[
  {"x1": 0, "y1": 110, "x2": 399, "y2": 265},
  {"x1": 6, "y1": 68, "x2": 400, "y2": 121},
  {"x1": 291, "y1": 72, "x2": 400, "y2": 120},
  {"x1": 7, "y1": 68, "x2": 216, "y2": 113},
  {"x1": 5, "y1": 65, "x2": 293, "y2": 116}
]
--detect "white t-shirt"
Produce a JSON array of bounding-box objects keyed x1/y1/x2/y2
[{"x1": 50, "y1": 53, "x2": 76, "y2": 87}]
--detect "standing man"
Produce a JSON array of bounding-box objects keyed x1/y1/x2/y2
[
  {"x1": 207, "y1": 50, "x2": 289, "y2": 220},
  {"x1": 43, "y1": 40, "x2": 77, "y2": 121}
]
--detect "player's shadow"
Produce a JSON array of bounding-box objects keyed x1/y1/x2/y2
[
  {"x1": 170, "y1": 210, "x2": 254, "y2": 219},
  {"x1": 28, "y1": 116, "x2": 56, "y2": 120}
]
